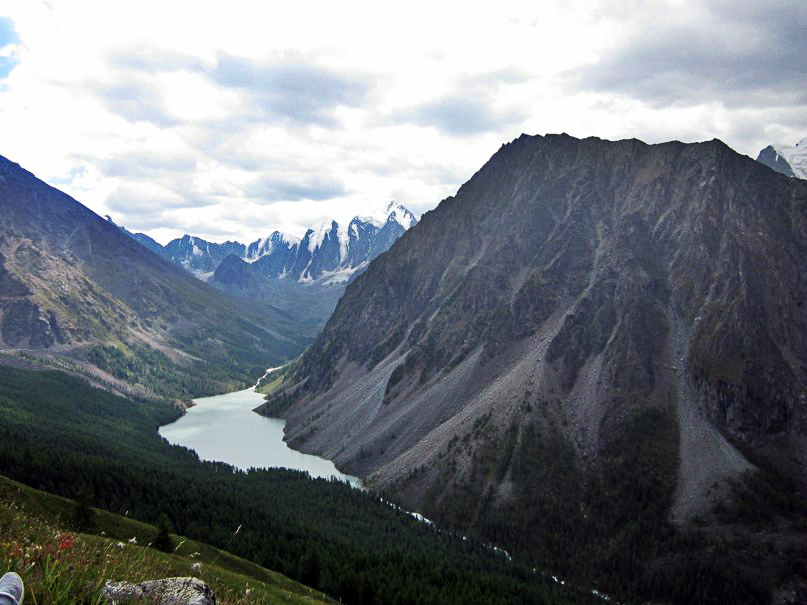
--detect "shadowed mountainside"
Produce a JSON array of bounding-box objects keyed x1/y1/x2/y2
[{"x1": 0, "y1": 154, "x2": 311, "y2": 398}]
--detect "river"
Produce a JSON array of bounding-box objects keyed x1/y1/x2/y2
[{"x1": 159, "y1": 377, "x2": 362, "y2": 488}]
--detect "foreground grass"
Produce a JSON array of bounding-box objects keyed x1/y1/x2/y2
[{"x1": 0, "y1": 475, "x2": 335, "y2": 605}]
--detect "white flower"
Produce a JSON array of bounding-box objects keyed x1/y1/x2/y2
[
  {"x1": 128, "y1": 537, "x2": 137, "y2": 545},
  {"x1": 115, "y1": 542, "x2": 125, "y2": 550},
  {"x1": 192, "y1": 562, "x2": 202, "y2": 573}
]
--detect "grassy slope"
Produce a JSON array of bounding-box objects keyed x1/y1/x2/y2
[{"x1": 0, "y1": 474, "x2": 336, "y2": 605}]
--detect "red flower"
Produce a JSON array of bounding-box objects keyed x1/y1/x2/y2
[{"x1": 58, "y1": 534, "x2": 76, "y2": 553}]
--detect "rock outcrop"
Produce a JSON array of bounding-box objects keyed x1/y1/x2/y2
[{"x1": 102, "y1": 577, "x2": 215, "y2": 605}]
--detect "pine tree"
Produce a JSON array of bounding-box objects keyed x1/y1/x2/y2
[
  {"x1": 71, "y1": 488, "x2": 95, "y2": 533},
  {"x1": 153, "y1": 513, "x2": 174, "y2": 552}
]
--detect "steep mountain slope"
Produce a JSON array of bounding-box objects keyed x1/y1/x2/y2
[
  {"x1": 263, "y1": 134, "x2": 807, "y2": 600},
  {"x1": 756, "y1": 138, "x2": 807, "y2": 179},
  {"x1": 0, "y1": 154, "x2": 310, "y2": 398}
]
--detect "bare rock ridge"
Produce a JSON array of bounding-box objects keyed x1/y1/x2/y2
[{"x1": 266, "y1": 134, "x2": 807, "y2": 528}]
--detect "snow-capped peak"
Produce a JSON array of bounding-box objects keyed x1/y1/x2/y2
[
  {"x1": 305, "y1": 220, "x2": 339, "y2": 253},
  {"x1": 772, "y1": 137, "x2": 807, "y2": 179},
  {"x1": 356, "y1": 201, "x2": 417, "y2": 230},
  {"x1": 245, "y1": 231, "x2": 300, "y2": 263}
]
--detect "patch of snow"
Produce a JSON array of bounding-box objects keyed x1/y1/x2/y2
[
  {"x1": 191, "y1": 238, "x2": 203, "y2": 257},
  {"x1": 297, "y1": 270, "x2": 314, "y2": 284},
  {"x1": 337, "y1": 223, "x2": 350, "y2": 262},
  {"x1": 195, "y1": 271, "x2": 215, "y2": 282},
  {"x1": 306, "y1": 221, "x2": 334, "y2": 253},
  {"x1": 773, "y1": 137, "x2": 807, "y2": 179},
  {"x1": 317, "y1": 265, "x2": 360, "y2": 285}
]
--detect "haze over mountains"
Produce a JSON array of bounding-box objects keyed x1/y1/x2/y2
[{"x1": 113, "y1": 202, "x2": 417, "y2": 324}]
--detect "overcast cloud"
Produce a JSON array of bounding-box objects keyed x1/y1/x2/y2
[{"x1": 0, "y1": 0, "x2": 805, "y2": 244}]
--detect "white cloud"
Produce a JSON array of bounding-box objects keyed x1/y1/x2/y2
[{"x1": 0, "y1": 0, "x2": 804, "y2": 245}]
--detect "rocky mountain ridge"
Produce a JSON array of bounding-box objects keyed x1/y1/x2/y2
[
  {"x1": 114, "y1": 201, "x2": 416, "y2": 284},
  {"x1": 265, "y1": 132, "x2": 807, "y2": 535},
  {"x1": 114, "y1": 202, "x2": 417, "y2": 324}
]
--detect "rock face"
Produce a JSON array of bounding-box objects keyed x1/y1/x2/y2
[
  {"x1": 270, "y1": 134, "x2": 807, "y2": 526},
  {"x1": 102, "y1": 577, "x2": 215, "y2": 605}
]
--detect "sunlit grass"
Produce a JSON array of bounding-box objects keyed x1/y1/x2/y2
[{"x1": 0, "y1": 489, "x2": 334, "y2": 605}]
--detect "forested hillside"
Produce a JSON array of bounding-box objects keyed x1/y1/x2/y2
[{"x1": 0, "y1": 365, "x2": 597, "y2": 605}]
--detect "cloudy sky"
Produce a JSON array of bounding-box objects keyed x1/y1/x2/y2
[{"x1": 1, "y1": 0, "x2": 805, "y2": 244}]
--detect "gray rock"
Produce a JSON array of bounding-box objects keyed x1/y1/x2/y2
[{"x1": 101, "y1": 577, "x2": 215, "y2": 605}]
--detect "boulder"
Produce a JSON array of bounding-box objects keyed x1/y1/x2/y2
[{"x1": 101, "y1": 577, "x2": 215, "y2": 605}]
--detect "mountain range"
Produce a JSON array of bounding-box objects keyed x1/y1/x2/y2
[
  {"x1": 113, "y1": 202, "x2": 417, "y2": 324},
  {"x1": 262, "y1": 133, "x2": 807, "y2": 600},
  {"x1": 0, "y1": 153, "x2": 310, "y2": 400}
]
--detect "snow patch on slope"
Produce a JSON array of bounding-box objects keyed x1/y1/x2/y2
[{"x1": 773, "y1": 138, "x2": 807, "y2": 179}]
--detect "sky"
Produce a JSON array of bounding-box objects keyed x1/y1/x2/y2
[{"x1": 1, "y1": 0, "x2": 805, "y2": 245}]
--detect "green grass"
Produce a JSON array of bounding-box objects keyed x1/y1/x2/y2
[{"x1": 0, "y1": 475, "x2": 336, "y2": 605}]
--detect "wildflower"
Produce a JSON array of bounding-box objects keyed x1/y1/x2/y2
[
  {"x1": 191, "y1": 562, "x2": 201, "y2": 573},
  {"x1": 115, "y1": 542, "x2": 125, "y2": 550},
  {"x1": 245, "y1": 588, "x2": 252, "y2": 597},
  {"x1": 127, "y1": 537, "x2": 137, "y2": 545},
  {"x1": 58, "y1": 534, "x2": 76, "y2": 553}
]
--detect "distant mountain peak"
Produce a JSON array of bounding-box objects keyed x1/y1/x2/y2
[
  {"x1": 356, "y1": 200, "x2": 417, "y2": 230},
  {"x1": 756, "y1": 137, "x2": 807, "y2": 179}
]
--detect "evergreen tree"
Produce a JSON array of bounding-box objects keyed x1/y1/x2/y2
[
  {"x1": 153, "y1": 513, "x2": 174, "y2": 552},
  {"x1": 71, "y1": 488, "x2": 95, "y2": 533}
]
